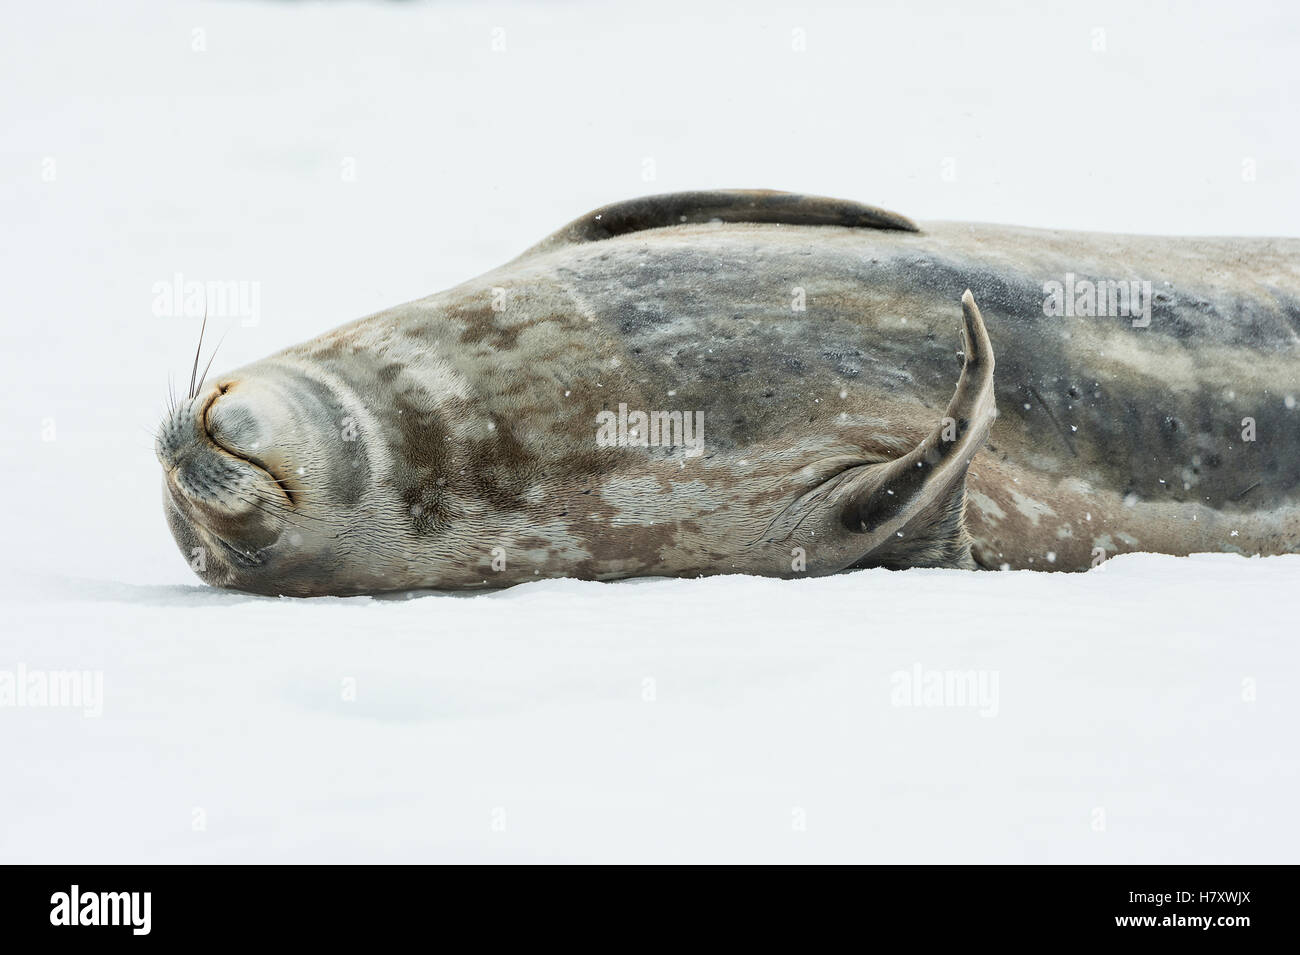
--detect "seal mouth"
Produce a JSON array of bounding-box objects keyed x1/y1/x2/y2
[
  {"x1": 213, "y1": 535, "x2": 267, "y2": 568},
  {"x1": 200, "y1": 385, "x2": 298, "y2": 507}
]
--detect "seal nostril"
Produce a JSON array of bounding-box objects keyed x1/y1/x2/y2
[{"x1": 199, "y1": 388, "x2": 297, "y2": 508}]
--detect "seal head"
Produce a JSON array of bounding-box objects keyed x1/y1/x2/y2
[{"x1": 156, "y1": 364, "x2": 362, "y2": 595}]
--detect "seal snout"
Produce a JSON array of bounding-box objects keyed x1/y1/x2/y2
[
  {"x1": 201, "y1": 382, "x2": 298, "y2": 503},
  {"x1": 155, "y1": 381, "x2": 292, "y2": 517}
]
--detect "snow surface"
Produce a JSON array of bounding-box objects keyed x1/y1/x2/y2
[{"x1": 1, "y1": 0, "x2": 1298, "y2": 862}]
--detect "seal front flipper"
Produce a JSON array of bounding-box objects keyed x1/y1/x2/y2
[
  {"x1": 843, "y1": 291, "x2": 997, "y2": 569},
  {"x1": 513, "y1": 189, "x2": 918, "y2": 261},
  {"x1": 768, "y1": 291, "x2": 997, "y2": 571}
]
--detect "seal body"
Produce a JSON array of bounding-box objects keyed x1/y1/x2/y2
[{"x1": 156, "y1": 191, "x2": 1300, "y2": 595}]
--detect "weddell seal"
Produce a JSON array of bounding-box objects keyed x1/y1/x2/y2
[{"x1": 155, "y1": 190, "x2": 1300, "y2": 595}]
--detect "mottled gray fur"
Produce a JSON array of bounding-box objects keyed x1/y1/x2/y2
[{"x1": 156, "y1": 190, "x2": 1300, "y2": 595}]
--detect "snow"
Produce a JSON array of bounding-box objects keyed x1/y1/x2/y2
[
  {"x1": 2, "y1": 0, "x2": 1298, "y2": 862},
  {"x1": 3, "y1": 555, "x2": 1297, "y2": 863}
]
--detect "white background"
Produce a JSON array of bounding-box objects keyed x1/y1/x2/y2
[{"x1": 0, "y1": 0, "x2": 1296, "y2": 862}]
